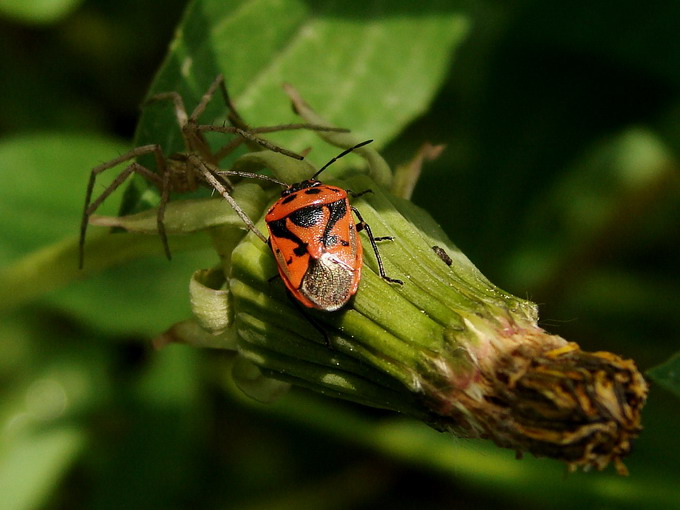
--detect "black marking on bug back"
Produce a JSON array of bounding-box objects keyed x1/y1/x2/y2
[
  {"x1": 281, "y1": 192, "x2": 298, "y2": 205},
  {"x1": 268, "y1": 217, "x2": 309, "y2": 257},
  {"x1": 305, "y1": 187, "x2": 323, "y2": 195},
  {"x1": 323, "y1": 235, "x2": 347, "y2": 247},
  {"x1": 321, "y1": 199, "x2": 349, "y2": 248},
  {"x1": 289, "y1": 204, "x2": 324, "y2": 228}
]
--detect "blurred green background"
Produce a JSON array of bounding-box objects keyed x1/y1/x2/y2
[{"x1": 1, "y1": 1, "x2": 680, "y2": 509}]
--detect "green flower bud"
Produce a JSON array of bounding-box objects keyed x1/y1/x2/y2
[
  {"x1": 99, "y1": 126, "x2": 647, "y2": 474},
  {"x1": 226, "y1": 166, "x2": 647, "y2": 474}
]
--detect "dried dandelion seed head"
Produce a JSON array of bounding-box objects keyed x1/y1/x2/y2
[{"x1": 421, "y1": 320, "x2": 647, "y2": 475}]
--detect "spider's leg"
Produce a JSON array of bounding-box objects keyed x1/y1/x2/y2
[
  {"x1": 80, "y1": 144, "x2": 164, "y2": 269},
  {"x1": 188, "y1": 154, "x2": 268, "y2": 244},
  {"x1": 201, "y1": 125, "x2": 303, "y2": 160},
  {"x1": 217, "y1": 76, "x2": 250, "y2": 131},
  {"x1": 146, "y1": 91, "x2": 188, "y2": 132},
  {"x1": 188, "y1": 75, "x2": 238, "y2": 162},
  {"x1": 247, "y1": 124, "x2": 350, "y2": 135},
  {"x1": 190, "y1": 74, "x2": 225, "y2": 124}
]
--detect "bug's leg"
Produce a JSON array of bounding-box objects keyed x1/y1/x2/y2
[
  {"x1": 80, "y1": 145, "x2": 164, "y2": 269},
  {"x1": 369, "y1": 234, "x2": 395, "y2": 242},
  {"x1": 351, "y1": 207, "x2": 403, "y2": 285},
  {"x1": 349, "y1": 190, "x2": 393, "y2": 242},
  {"x1": 285, "y1": 291, "x2": 331, "y2": 348},
  {"x1": 348, "y1": 189, "x2": 372, "y2": 199},
  {"x1": 188, "y1": 155, "x2": 269, "y2": 244}
]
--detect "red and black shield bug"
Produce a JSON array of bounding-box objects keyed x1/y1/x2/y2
[
  {"x1": 264, "y1": 141, "x2": 403, "y2": 311},
  {"x1": 222, "y1": 140, "x2": 403, "y2": 313}
]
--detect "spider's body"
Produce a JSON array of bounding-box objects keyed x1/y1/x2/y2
[{"x1": 79, "y1": 74, "x2": 346, "y2": 268}]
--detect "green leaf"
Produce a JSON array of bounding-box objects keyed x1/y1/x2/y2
[
  {"x1": 0, "y1": 0, "x2": 83, "y2": 25},
  {"x1": 0, "y1": 133, "x2": 127, "y2": 265},
  {"x1": 0, "y1": 427, "x2": 85, "y2": 510},
  {"x1": 125, "y1": 0, "x2": 470, "y2": 210},
  {"x1": 648, "y1": 352, "x2": 680, "y2": 399},
  {"x1": 52, "y1": 246, "x2": 216, "y2": 336}
]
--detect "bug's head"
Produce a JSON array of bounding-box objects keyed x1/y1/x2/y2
[{"x1": 281, "y1": 179, "x2": 321, "y2": 196}]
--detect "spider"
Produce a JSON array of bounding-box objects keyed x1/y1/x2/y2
[{"x1": 79, "y1": 73, "x2": 346, "y2": 268}]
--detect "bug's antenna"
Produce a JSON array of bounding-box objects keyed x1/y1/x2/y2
[{"x1": 311, "y1": 140, "x2": 373, "y2": 180}]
